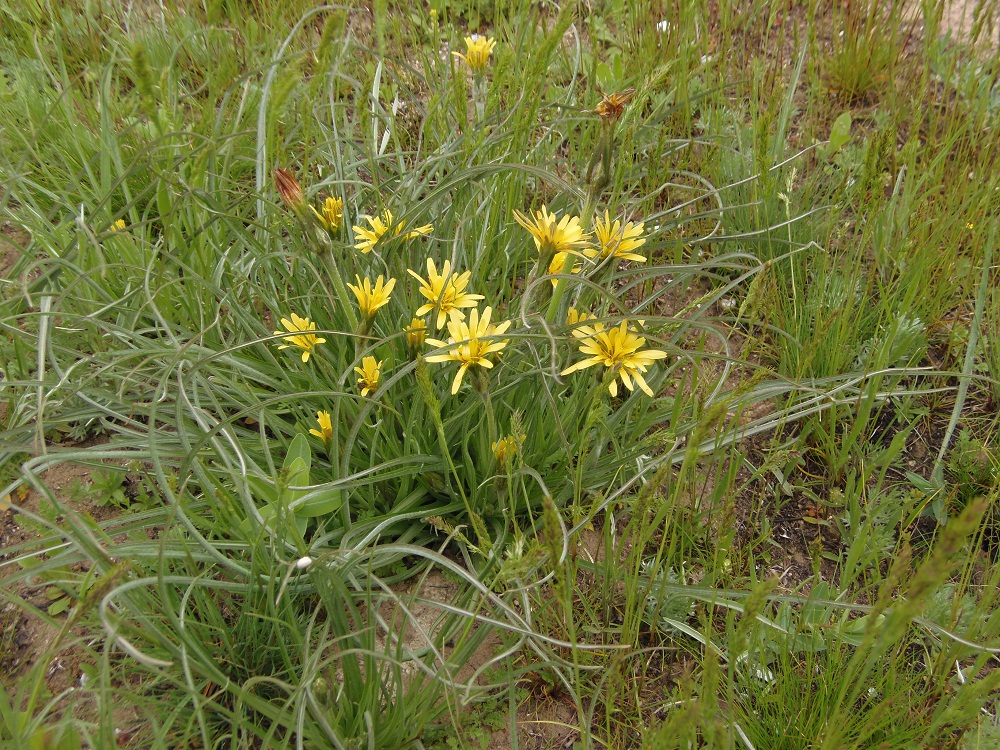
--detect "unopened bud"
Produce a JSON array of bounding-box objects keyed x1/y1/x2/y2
[
  {"x1": 274, "y1": 168, "x2": 305, "y2": 210},
  {"x1": 405, "y1": 317, "x2": 427, "y2": 356}
]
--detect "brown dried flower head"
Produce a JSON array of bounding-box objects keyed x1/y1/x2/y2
[{"x1": 594, "y1": 88, "x2": 635, "y2": 124}]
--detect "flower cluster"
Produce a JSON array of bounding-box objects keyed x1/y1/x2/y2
[{"x1": 271, "y1": 171, "x2": 668, "y2": 471}]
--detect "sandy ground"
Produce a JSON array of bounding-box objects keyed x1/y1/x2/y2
[{"x1": 939, "y1": 0, "x2": 998, "y2": 44}]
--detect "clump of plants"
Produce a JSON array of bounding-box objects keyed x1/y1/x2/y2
[{"x1": 241, "y1": 49, "x2": 682, "y2": 571}]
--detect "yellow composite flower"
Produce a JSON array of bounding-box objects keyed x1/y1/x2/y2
[
  {"x1": 354, "y1": 356, "x2": 383, "y2": 397},
  {"x1": 405, "y1": 317, "x2": 427, "y2": 352},
  {"x1": 547, "y1": 251, "x2": 581, "y2": 287},
  {"x1": 566, "y1": 307, "x2": 594, "y2": 326},
  {"x1": 561, "y1": 320, "x2": 667, "y2": 397},
  {"x1": 110, "y1": 219, "x2": 127, "y2": 232},
  {"x1": 353, "y1": 209, "x2": 433, "y2": 254},
  {"x1": 426, "y1": 306, "x2": 511, "y2": 394},
  {"x1": 587, "y1": 210, "x2": 647, "y2": 263},
  {"x1": 453, "y1": 34, "x2": 496, "y2": 72},
  {"x1": 347, "y1": 274, "x2": 396, "y2": 319},
  {"x1": 492, "y1": 433, "x2": 525, "y2": 468},
  {"x1": 309, "y1": 410, "x2": 334, "y2": 442},
  {"x1": 513, "y1": 205, "x2": 591, "y2": 256},
  {"x1": 311, "y1": 196, "x2": 344, "y2": 232},
  {"x1": 274, "y1": 313, "x2": 326, "y2": 363},
  {"x1": 407, "y1": 258, "x2": 485, "y2": 329}
]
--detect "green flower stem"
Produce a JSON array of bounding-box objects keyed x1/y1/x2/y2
[
  {"x1": 319, "y1": 248, "x2": 359, "y2": 332},
  {"x1": 475, "y1": 367, "x2": 499, "y2": 450},
  {"x1": 544, "y1": 251, "x2": 577, "y2": 324},
  {"x1": 472, "y1": 73, "x2": 487, "y2": 124},
  {"x1": 527, "y1": 244, "x2": 555, "y2": 298},
  {"x1": 416, "y1": 358, "x2": 491, "y2": 554},
  {"x1": 311, "y1": 355, "x2": 347, "y2": 525}
]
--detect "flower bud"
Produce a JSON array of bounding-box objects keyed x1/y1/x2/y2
[
  {"x1": 405, "y1": 317, "x2": 427, "y2": 356},
  {"x1": 274, "y1": 168, "x2": 305, "y2": 210}
]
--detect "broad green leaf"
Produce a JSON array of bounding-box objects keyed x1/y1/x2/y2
[
  {"x1": 826, "y1": 112, "x2": 852, "y2": 157},
  {"x1": 292, "y1": 487, "x2": 344, "y2": 518},
  {"x1": 282, "y1": 433, "x2": 311, "y2": 473}
]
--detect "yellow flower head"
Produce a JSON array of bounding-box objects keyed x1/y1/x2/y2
[
  {"x1": 347, "y1": 274, "x2": 396, "y2": 319},
  {"x1": 492, "y1": 433, "x2": 525, "y2": 468},
  {"x1": 354, "y1": 356, "x2": 383, "y2": 397},
  {"x1": 407, "y1": 258, "x2": 485, "y2": 329},
  {"x1": 587, "y1": 210, "x2": 647, "y2": 263},
  {"x1": 111, "y1": 219, "x2": 127, "y2": 232},
  {"x1": 405, "y1": 317, "x2": 427, "y2": 354},
  {"x1": 547, "y1": 251, "x2": 581, "y2": 287},
  {"x1": 309, "y1": 410, "x2": 333, "y2": 442},
  {"x1": 311, "y1": 196, "x2": 344, "y2": 232},
  {"x1": 426, "y1": 306, "x2": 511, "y2": 394},
  {"x1": 513, "y1": 205, "x2": 591, "y2": 256},
  {"x1": 566, "y1": 307, "x2": 594, "y2": 326},
  {"x1": 453, "y1": 34, "x2": 496, "y2": 72},
  {"x1": 561, "y1": 320, "x2": 667, "y2": 397},
  {"x1": 353, "y1": 209, "x2": 433, "y2": 254},
  {"x1": 274, "y1": 313, "x2": 326, "y2": 363}
]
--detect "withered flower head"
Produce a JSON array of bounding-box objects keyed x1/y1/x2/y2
[{"x1": 594, "y1": 88, "x2": 635, "y2": 125}]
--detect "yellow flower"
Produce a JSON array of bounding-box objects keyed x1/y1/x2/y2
[
  {"x1": 513, "y1": 205, "x2": 591, "y2": 256},
  {"x1": 274, "y1": 313, "x2": 326, "y2": 363},
  {"x1": 566, "y1": 307, "x2": 594, "y2": 326},
  {"x1": 492, "y1": 433, "x2": 525, "y2": 468},
  {"x1": 407, "y1": 258, "x2": 485, "y2": 329},
  {"x1": 309, "y1": 410, "x2": 333, "y2": 442},
  {"x1": 111, "y1": 219, "x2": 127, "y2": 232},
  {"x1": 586, "y1": 210, "x2": 647, "y2": 263},
  {"x1": 405, "y1": 317, "x2": 427, "y2": 354},
  {"x1": 311, "y1": 196, "x2": 344, "y2": 232},
  {"x1": 561, "y1": 320, "x2": 667, "y2": 397},
  {"x1": 354, "y1": 356, "x2": 383, "y2": 397},
  {"x1": 547, "y1": 251, "x2": 581, "y2": 287},
  {"x1": 426, "y1": 306, "x2": 511, "y2": 394},
  {"x1": 353, "y1": 209, "x2": 433, "y2": 253},
  {"x1": 347, "y1": 274, "x2": 396, "y2": 319},
  {"x1": 453, "y1": 34, "x2": 496, "y2": 72}
]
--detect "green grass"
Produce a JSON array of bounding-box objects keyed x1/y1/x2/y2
[{"x1": 1, "y1": 0, "x2": 999, "y2": 747}]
